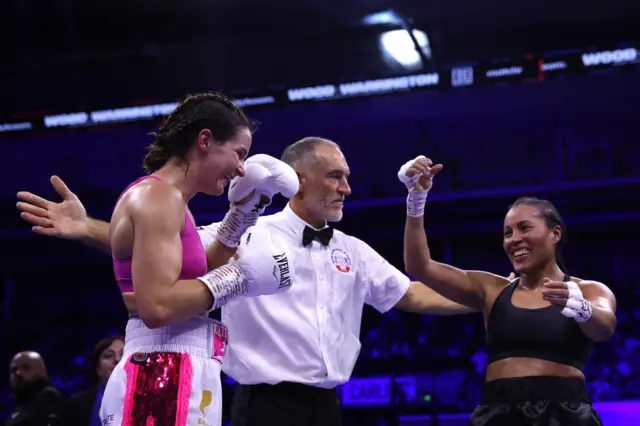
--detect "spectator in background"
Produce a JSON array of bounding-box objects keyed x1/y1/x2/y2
[
  {"x1": 55, "y1": 336, "x2": 124, "y2": 426},
  {"x1": 6, "y1": 351, "x2": 61, "y2": 426}
]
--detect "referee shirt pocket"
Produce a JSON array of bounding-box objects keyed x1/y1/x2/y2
[{"x1": 330, "y1": 267, "x2": 356, "y2": 313}]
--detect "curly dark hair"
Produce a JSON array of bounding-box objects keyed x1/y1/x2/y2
[{"x1": 143, "y1": 92, "x2": 253, "y2": 173}]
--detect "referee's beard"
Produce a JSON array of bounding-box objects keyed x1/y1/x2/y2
[
  {"x1": 321, "y1": 199, "x2": 344, "y2": 223},
  {"x1": 292, "y1": 195, "x2": 344, "y2": 226}
]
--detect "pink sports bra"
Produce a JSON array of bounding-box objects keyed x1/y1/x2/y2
[{"x1": 111, "y1": 176, "x2": 207, "y2": 293}]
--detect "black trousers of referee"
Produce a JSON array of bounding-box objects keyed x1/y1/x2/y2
[{"x1": 231, "y1": 382, "x2": 342, "y2": 426}]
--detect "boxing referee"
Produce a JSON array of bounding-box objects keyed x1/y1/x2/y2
[{"x1": 199, "y1": 137, "x2": 476, "y2": 426}]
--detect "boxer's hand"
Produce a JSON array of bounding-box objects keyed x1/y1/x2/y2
[
  {"x1": 232, "y1": 226, "x2": 293, "y2": 297},
  {"x1": 506, "y1": 272, "x2": 516, "y2": 281},
  {"x1": 398, "y1": 155, "x2": 443, "y2": 192},
  {"x1": 229, "y1": 154, "x2": 299, "y2": 214},
  {"x1": 198, "y1": 226, "x2": 293, "y2": 310},
  {"x1": 217, "y1": 154, "x2": 298, "y2": 248},
  {"x1": 16, "y1": 176, "x2": 89, "y2": 239},
  {"x1": 542, "y1": 278, "x2": 593, "y2": 323},
  {"x1": 398, "y1": 156, "x2": 443, "y2": 217}
]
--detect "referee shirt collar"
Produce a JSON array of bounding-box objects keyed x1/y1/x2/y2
[{"x1": 282, "y1": 203, "x2": 330, "y2": 239}]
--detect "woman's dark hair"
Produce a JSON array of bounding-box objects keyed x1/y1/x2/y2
[
  {"x1": 510, "y1": 196, "x2": 568, "y2": 273},
  {"x1": 90, "y1": 335, "x2": 124, "y2": 383},
  {"x1": 143, "y1": 92, "x2": 253, "y2": 173}
]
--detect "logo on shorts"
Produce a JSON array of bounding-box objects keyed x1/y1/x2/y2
[
  {"x1": 130, "y1": 352, "x2": 149, "y2": 365},
  {"x1": 102, "y1": 414, "x2": 115, "y2": 426},
  {"x1": 213, "y1": 321, "x2": 229, "y2": 364},
  {"x1": 198, "y1": 390, "x2": 213, "y2": 426},
  {"x1": 331, "y1": 248, "x2": 351, "y2": 273},
  {"x1": 200, "y1": 390, "x2": 212, "y2": 416}
]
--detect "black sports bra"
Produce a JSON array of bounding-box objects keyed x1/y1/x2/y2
[{"x1": 486, "y1": 275, "x2": 593, "y2": 370}]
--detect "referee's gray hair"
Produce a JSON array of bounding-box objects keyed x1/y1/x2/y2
[{"x1": 280, "y1": 137, "x2": 339, "y2": 169}]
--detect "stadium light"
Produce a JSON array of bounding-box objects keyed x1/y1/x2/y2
[{"x1": 380, "y1": 29, "x2": 431, "y2": 71}]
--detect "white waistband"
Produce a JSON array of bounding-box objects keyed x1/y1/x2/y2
[{"x1": 124, "y1": 317, "x2": 225, "y2": 359}]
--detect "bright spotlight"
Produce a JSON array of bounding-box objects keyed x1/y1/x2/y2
[{"x1": 379, "y1": 29, "x2": 431, "y2": 71}]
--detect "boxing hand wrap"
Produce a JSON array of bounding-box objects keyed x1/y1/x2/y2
[
  {"x1": 406, "y1": 190, "x2": 429, "y2": 217},
  {"x1": 216, "y1": 205, "x2": 261, "y2": 249},
  {"x1": 197, "y1": 263, "x2": 248, "y2": 312},
  {"x1": 397, "y1": 156, "x2": 431, "y2": 217},
  {"x1": 561, "y1": 281, "x2": 593, "y2": 323},
  {"x1": 216, "y1": 155, "x2": 299, "y2": 248}
]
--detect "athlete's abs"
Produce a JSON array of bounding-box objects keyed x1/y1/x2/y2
[{"x1": 486, "y1": 357, "x2": 585, "y2": 381}]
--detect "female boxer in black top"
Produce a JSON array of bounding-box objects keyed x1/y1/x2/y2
[{"x1": 399, "y1": 155, "x2": 616, "y2": 426}]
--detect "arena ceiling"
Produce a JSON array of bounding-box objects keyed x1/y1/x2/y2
[
  {"x1": 0, "y1": 0, "x2": 638, "y2": 115},
  {"x1": 3, "y1": 0, "x2": 638, "y2": 61}
]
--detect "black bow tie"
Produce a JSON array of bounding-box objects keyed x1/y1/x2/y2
[{"x1": 303, "y1": 226, "x2": 334, "y2": 247}]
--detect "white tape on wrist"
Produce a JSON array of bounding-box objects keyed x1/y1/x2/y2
[
  {"x1": 407, "y1": 189, "x2": 429, "y2": 217},
  {"x1": 216, "y1": 206, "x2": 260, "y2": 248},
  {"x1": 560, "y1": 281, "x2": 593, "y2": 323},
  {"x1": 197, "y1": 263, "x2": 247, "y2": 311}
]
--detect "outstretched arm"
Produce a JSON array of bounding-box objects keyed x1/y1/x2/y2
[
  {"x1": 16, "y1": 176, "x2": 235, "y2": 263},
  {"x1": 395, "y1": 281, "x2": 479, "y2": 315},
  {"x1": 354, "y1": 238, "x2": 478, "y2": 316},
  {"x1": 81, "y1": 218, "x2": 111, "y2": 253},
  {"x1": 17, "y1": 176, "x2": 112, "y2": 254}
]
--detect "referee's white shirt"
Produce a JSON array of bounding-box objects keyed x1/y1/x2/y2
[{"x1": 197, "y1": 204, "x2": 410, "y2": 389}]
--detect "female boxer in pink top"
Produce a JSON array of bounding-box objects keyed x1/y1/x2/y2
[{"x1": 93, "y1": 92, "x2": 293, "y2": 426}]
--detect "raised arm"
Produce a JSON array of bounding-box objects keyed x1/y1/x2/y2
[
  {"x1": 351, "y1": 237, "x2": 474, "y2": 316},
  {"x1": 404, "y1": 215, "x2": 499, "y2": 310},
  {"x1": 399, "y1": 156, "x2": 503, "y2": 311}
]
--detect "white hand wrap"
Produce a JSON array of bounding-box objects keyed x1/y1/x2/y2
[
  {"x1": 406, "y1": 190, "x2": 429, "y2": 217},
  {"x1": 216, "y1": 155, "x2": 299, "y2": 248},
  {"x1": 561, "y1": 281, "x2": 593, "y2": 323},
  {"x1": 197, "y1": 263, "x2": 247, "y2": 312},
  {"x1": 397, "y1": 156, "x2": 430, "y2": 217},
  {"x1": 216, "y1": 205, "x2": 262, "y2": 249}
]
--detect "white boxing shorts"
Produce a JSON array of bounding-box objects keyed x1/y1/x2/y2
[{"x1": 100, "y1": 316, "x2": 228, "y2": 426}]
